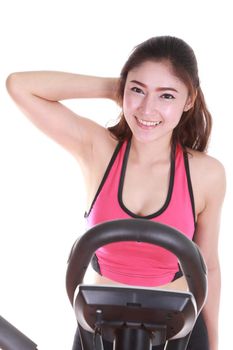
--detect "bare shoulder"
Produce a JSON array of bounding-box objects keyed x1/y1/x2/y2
[
  {"x1": 187, "y1": 148, "x2": 226, "y2": 204},
  {"x1": 188, "y1": 148, "x2": 224, "y2": 168},
  {"x1": 91, "y1": 122, "x2": 118, "y2": 150},
  {"x1": 187, "y1": 148, "x2": 225, "y2": 177},
  {"x1": 76, "y1": 121, "x2": 119, "y2": 171},
  {"x1": 83, "y1": 128, "x2": 119, "y2": 209}
]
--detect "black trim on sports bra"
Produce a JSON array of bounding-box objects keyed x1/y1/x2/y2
[
  {"x1": 84, "y1": 141, "x2": 123, "y2": 218},
  {"x1": 118, "y1": 139, "x2": 176, "y2": 219},
  {"x1": 183, "y1": 151, "x2": 196, "y2": 225}
]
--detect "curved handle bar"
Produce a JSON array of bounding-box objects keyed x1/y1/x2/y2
[
  {"x1": 0, "y1": 315, "x2": 37, "y2": 350},
  {"x1": 66, "y1": 219, "x2": 207, "y2": 314}
]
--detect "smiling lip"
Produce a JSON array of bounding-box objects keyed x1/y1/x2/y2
[{"x1": 135, "y1": 116, "x2": 162, "y2": 128}]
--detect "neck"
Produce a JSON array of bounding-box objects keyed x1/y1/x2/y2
[{"x1": 130, "y1": 137, "x2": 172, "y2": 164}]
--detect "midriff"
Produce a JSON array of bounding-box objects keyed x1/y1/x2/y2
[{"x1": 83, "y1": 267, "x2": 188, "y2": 292}]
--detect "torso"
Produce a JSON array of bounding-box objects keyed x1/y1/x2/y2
[
  {"x1": 86, "y1": 137, "x2": 206, "y2": 220},
  {"x1": 80, "y1": 133, "x2": 208, "y2": 291}
]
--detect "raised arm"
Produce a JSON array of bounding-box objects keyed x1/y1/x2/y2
[{"x1": 6, "y1": 71, "x2": 118, "y2": 160}]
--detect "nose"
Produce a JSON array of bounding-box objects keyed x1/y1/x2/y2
[{"x1": 139, "y1": 94, "x2": 158, "y2": 116}]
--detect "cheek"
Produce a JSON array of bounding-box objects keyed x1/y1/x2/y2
[
  {"x1": 123, "y1": 94, "x2": 138, "y2": 116},
  {"x1": 164, "y1": 104, "x2": 184, "y2": 122}
]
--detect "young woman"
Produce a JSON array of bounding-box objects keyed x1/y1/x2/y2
[{"x1": 6, "y1": 36, "x2": 226, "y2": 350}]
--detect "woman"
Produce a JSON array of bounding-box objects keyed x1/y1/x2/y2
[{"x1": 6, "y1": 36, "x2": 226, "y2": 350}]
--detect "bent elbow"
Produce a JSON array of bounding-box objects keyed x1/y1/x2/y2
[{"x1": 6, "y1": 72, "x2": 21, "y2": 96}]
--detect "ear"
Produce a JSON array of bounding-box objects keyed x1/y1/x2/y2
[
  {"x1": 184, "y1": 90, "x2": 197, "y2": 112},
  {"x1": 183, "y1": 99, "x2": 193, "y2": 112}
]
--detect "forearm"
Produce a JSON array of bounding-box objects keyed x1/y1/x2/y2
[
  {"x1": 6, "y1": 71, "x2": 118, "y2": 102},
  {"x1": 202, "y1": 265, "x2": 221, "y2": 350}
]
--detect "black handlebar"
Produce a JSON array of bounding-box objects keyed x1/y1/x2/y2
[
  {"x1": 0, "y1": 315, "x2": 37, "y2": 350},
  {"x1": 66, "y1": 219, "x2": 207, "y2": 314}
]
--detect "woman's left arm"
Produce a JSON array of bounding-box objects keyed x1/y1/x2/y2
[{"x1": 194, "y1": 158, "x2": 226, "y2": 350}]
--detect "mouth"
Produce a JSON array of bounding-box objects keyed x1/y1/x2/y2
[{"x1": 135, "y1": 116, "x2": 162, "y2": 128}]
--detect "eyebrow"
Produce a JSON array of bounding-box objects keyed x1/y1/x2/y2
[{"x1": 130, "y1": 80, "x2": 179, "y2": 93}]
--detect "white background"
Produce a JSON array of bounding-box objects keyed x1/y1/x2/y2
[{"x1": 0, "y1": 1, "x2": 232, "y2": 349}]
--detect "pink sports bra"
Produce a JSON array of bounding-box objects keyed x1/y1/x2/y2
[{"x1": 85, "y1": 140, "x2": 196, "y2": 287}]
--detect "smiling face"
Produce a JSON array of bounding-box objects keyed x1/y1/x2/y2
[{"x1": 123, "y1": 60, "x2": 192, "y2": 144}]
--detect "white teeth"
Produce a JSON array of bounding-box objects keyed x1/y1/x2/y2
[{"x1": 137, "y1": 118, "x2": 161, "y2": 127}]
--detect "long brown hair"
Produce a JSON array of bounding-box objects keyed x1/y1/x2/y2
[{"x1": 108, "y1": 36, "x2": 212, "y2": 152}]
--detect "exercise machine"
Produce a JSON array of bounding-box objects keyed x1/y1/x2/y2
[
  {"x1": 0, "y1": 219, "x2": 207, "y2": 350},
  {"x1": 66, "y1": 219, "x2": 207, "y2": 350},
  {"x1": 0, "y1": 315, "x2": 37, "y2": 350}
]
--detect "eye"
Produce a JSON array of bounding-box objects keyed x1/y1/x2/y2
[
  {"x1": 131, "y1": 87, "x2": 145, "y2": 95},
  {"x1": 161, "y1": 93, "x2": 175, "y2": 99}
]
